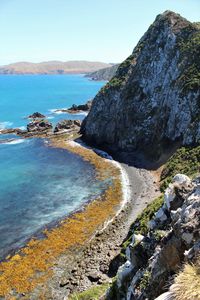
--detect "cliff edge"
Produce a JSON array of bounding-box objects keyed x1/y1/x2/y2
[{"x1": 81, "y1": 11, "x2": 200, "y2": 159}]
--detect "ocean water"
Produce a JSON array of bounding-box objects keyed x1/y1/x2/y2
[
  {"x1": 0, "y1": 75, "x2": 106, "y2": 259},
  {"x1": 0, "y1": 74, "x2": 104, "y2": 129}
]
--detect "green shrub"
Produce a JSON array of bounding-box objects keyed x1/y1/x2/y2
[
  {"x1": 160, "y1": 146, "x2": 200, "y2": 191},
  {"x1": 131, "y1": 195, "x2": 164, "y2": 235},
  {"x1": 69, "y1": 283, "x2": 110, "y2": 300}
]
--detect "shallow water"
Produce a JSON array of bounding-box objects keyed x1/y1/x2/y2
[
  {"x1": 0, "y1": 75, "x2": 106, "y2": 259},
  {"x1": 0, "y1": 138, "x2": 107, "y2": 258}
]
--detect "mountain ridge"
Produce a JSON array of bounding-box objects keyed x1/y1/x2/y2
[{"x1": 0, "y1": 60, "x2": 112, "y2": 75}]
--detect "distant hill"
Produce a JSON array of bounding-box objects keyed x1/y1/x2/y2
[
  {"x1": 86, "y1": 64, "x2": 119, "y2": 81},
  {"x1": 0, "y1": 61, "x2": 112, "y2": 75}
]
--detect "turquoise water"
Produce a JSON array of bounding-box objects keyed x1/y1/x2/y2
[
  {"x1": 0, "y1": 75, "x2": 106, "y2": 259},
  {"x1": 0, "y1": 74, "x2": 104, "y2": 129}
]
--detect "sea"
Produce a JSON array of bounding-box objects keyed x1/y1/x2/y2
[{"x1": 0, "y1": 74, "x2": 106, "y2": 259}]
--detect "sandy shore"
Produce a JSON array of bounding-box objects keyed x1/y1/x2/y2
[{"x1": 31, "y1": 151, "x2": 160, "y2": 299}]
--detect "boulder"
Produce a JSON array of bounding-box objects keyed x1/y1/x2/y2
[
  {"x1": 54, "y1": 120, "x2": 81, "y2": 133},
  {"x1": 27, "y1": 119, "x2": 52, "y2": 132},
  {"x1": 27, "y1": 112, "x2": 45, "y2": 119},
  {"x1": 68, "y1": 100, "x2": 92, "y2": 112}
]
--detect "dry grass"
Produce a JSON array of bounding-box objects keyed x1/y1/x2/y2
[
  {"x1": 171, "y1": 259, "x2": 200, "y2": 300},
  {"x1": 0, "y1": 138, "x2": 123, "y2": 298}
]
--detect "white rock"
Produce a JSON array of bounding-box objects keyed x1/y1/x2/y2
[
  {"x1": 155, "y1": 207, "x2": 168, "y2": 222},
  {"x1": 117, "y1": 261, "x2": 133, "y2": 288},
  {"x1": 173, "y1": 174, "x2": 191, "y2": 186},
  {"x1": 164, "y1": 184, "x2": 176, "y2": 210},
  {"x1": 126, "y1": 234, "x2": 144, "y2": 262},
  {"x1": 154, "y1": 292, "x2": 173, "y2": 300}
]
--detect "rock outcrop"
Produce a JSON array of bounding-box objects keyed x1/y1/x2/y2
[
  {"x1": 68, "y1": 100, "x2": 92, "y2": 112},
  {"x1": 54, "y1": 100, "x2": 92, "y2": 114},
  {"x1": 27, "y1": 112, "x2": 45, "y2": 119},
  {"x1": 81, "y1": 11, "x2": 200, "y2": 158},
  {"x1": 112, "y1": 174, "x2": 200, "y2": 300},
  {"x1": 27, "y1": 119, "x2": 53, "y2": 132},
  {"x1": 54, "y1": 119, "x2": 81, "y2": 133},
  {"x1": 86, "y1": 64, "x2": 119, "y2": 81}
]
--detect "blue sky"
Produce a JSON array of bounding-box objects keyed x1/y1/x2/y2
[{"x1": 0, "y1": 0, "x2": 199, "y2": 65}]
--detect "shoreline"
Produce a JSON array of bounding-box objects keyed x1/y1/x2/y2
[
  {"x1": 0, "y1": 136, "x2": 128, "y2": 298},
  {"x1": 0, "y1": 134, "x2": 160, "y2": 299},
  {"x1": 28, "y1": 139, "x2": 160, "y2": 299}
]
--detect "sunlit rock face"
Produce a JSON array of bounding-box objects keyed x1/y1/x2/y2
[{"x1": 81, "y1": 11, "x2": 200, "y2": 158}]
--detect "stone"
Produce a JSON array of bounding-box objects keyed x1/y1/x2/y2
[
  {"x1": 54, "y1": 120, "x2": 81, "y2": 133},
  {"x1": 173, "y1": 174, "x2": 191, "y2": 186},
  {"x1": 27, "y1": 119, "x2": 52, "y2": 132},
  {"x1": 27, "y1": 112, "x2": 45, "y2": 119}
]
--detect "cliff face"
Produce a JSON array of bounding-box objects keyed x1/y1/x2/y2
[
  {"x1": 111, "y1": 174, "x2": 200, "y2": 300},
  {"x1": 81, "y1": 11, "x2": 200, "y2": 158},
  {"x1": 86, "y1": 64, "x2": 119, "y2": 81}
]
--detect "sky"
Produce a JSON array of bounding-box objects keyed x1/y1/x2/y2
[{"x1": 0, "y1": 0, "x2": 199, "y2": 65}]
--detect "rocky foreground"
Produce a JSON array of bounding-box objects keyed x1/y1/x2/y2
[{"x1": 112, "y1": 174, "x2": 200, "y2": 300}]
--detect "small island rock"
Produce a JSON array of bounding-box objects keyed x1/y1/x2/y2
[{"x1": 28, "y1": 112, "x2": 46, "y2": 119}]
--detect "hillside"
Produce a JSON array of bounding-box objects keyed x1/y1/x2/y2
[
  {"x1": 81, "y1": 11, "x2": 200, "y2": 159},
  {"x1": 86, "y1": 64, "x2": 119, "y2": 81},
  {"x1": 0, "y1": 61, "x2": 112, "y2": 75}
]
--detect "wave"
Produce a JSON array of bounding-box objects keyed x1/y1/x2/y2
[
  {"x1": 0, "y1": 121, "x2": 13, "y2": 129},
  {"x1": 18, "y1": 126, "x2": 26, "y2": 130},
  {"x1": 48, "y1": 108, "x2": 67, "y2": 115},
  {"x1": 48, "y1": 108, "x2": 88, "y2": 116},
  {"x1": 74, "y1": 111, "x2": 88, "y2": 116},
  {"x1": 2, "y1": 139, "x2": 25, "y2": 145}
]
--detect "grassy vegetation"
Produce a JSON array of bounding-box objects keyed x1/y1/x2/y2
[
  {"x1": 138, "y1": 270, "x2": 151, "y2": 290},
  {"x1": 131, "y1": 195, "x2": 164, "y2": 235},
  {"x1": 120, "y1": 195, "x2": 164, "y2": 256},
  {"x1": 178, "y1": 25, "x2": 200, "y2": 93},
  {"x1": 171, "y1": 258, "x2": 200, "y2": 300},
  {"x1": 101, "y1": 54, "x2": 136, "y2": 93},
  {"x1": 69, "y1": 283, "x2": 110, "y2": 300},
  {"x1": 160, "y1": 146, "x2": 200, "y2": 191}
]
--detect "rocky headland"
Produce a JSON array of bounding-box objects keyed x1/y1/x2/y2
[
  {"x1": 74, "y1": 10, "x2": 200, "y2": 300},
  {"x1": 86, "y1": 64, "x2": 119, "y2": 81},
  {"x1": 0, "y1": 10, "x2": 199, "y2": 300},
  {"x1": 81, "y1": 11, "x2": 200, "y2": 159}
]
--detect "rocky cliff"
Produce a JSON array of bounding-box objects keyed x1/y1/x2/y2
[
  {"x1": 81, "y1": 11, "x2": 200, "y2": 158},
  {"x1": 109, "y1": 174, "x2": 200, "y2": 300},
  {"x1": 86, "y1": 64, "x2": 119, "y2": 81}
]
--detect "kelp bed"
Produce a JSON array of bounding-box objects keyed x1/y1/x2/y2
[{"x1": 0, "y1": 138, "x2": 123, "y2": 299}]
